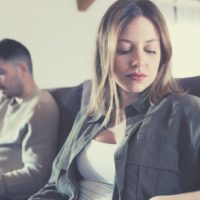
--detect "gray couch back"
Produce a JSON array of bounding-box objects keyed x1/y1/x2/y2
[{"x1": 50, "y1": 76, "x2": 200, "y2": 152}]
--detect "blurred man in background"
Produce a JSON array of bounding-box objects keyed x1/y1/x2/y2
[{"x1": 0, "y1": 38, "x2": 59, "y2": 200}]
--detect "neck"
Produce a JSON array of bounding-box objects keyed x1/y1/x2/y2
[
  {"x1": 19, "y1": 78, "x2": 38, "y2": 99},
  {"x1": 119, "y1": 90, "x2": 139, "y2": 109},
  {"x1": 109, "y1": 108, "x2": 126, "y2": 127}
]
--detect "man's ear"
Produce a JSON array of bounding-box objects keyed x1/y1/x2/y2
[{"x1": 17, "y1": 62, "x2": 29, "y2": 76}]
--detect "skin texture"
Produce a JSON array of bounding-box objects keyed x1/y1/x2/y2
[
  {"x1": 0, "y1": 60, "x2": 24, "y2": 98},
  {"x1": 95, "y1": 17, "x2": 161, "y2": 144},
  {"x1": 0, "y1": 59, "x2": 36, "y2": 99},
  {"x1": 96, "y1": 16, "x2": 200, "y2": 200},
  {"x1": 114, "y1": 16, "x2": 161, "y2": 108}
]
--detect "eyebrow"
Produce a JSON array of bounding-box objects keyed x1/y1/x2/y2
[
  {"x1": 118, "y1": 39, "x2": 159, "y2": 43},
  {"x1": 145, "y1": 39, "x2": 159, "y2": 43}
]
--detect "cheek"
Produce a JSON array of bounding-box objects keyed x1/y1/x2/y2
[
  {"x1": 114, "y1": 57, "x2": 127, "y2": 74},
  {"x1": 0, "y1": 75, "x2": 6, "y2": 84},
  {"x1": 113, "y1": 65, "x2": 124, "y2": 81},
  {"x1": 149, "y1": 56, "x2": 161, "y2": 74},
  {"x1": 152, "y1": 63, "x2": 160, "y2": 74}
]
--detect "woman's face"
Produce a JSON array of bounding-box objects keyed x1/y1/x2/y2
[{"x1": 114, "y1": 16, "x2": 161, "y2": 102}]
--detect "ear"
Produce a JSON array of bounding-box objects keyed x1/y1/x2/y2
[{"x1": 16, "y1": 62, "x2": 29, "y2": 77}]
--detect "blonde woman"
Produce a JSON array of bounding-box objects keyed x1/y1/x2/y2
[{"x1": 30, "y1": 0, "x2": 200, "y2": 199}]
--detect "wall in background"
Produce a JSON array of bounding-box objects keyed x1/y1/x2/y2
[{"x1": 0, "y1": 0, "x2": 199, "y2": 88}]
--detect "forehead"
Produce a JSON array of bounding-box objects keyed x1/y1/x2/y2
[
  {"x1": 119, "y1": 16, "x2": 159, "y2": 43},
  {"x1": 0, "y1": 59, "x2": 15, "y2": 72}
]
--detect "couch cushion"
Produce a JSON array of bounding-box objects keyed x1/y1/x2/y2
[
  {"x1": 177, "y1": 76, "x2": 200, "y2": 97},
  {"x1": 50, "y1": 76, "x2": 200, "y2": 152},
  {"x1": 50, "y1": 83, "x2": 83, "y2": 152}
]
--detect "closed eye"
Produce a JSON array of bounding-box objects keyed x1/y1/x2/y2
[
  {"x1": 117, "y1": 49, "x2": 132, "y2": 55},
  {"x1": 145, "y1": 49, "x2": 157, "y2": 54}
]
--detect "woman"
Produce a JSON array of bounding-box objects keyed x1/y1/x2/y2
[{"x1": 29, "y1": 0, "x2": 200, "y2": 199}]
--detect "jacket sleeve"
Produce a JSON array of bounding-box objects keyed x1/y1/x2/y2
[
  {"x1": 28, "y1": 108, "x2": 88, "y2": 200},
  {"x1": 0, "y1": 91, "x2": 59, "y2": 200},
  {"x1": 189, "y1": 97, "x2": 200, "y2": 160},
  {"x1": 28, "y1": 147, "x2": 69, "y2": 200}
]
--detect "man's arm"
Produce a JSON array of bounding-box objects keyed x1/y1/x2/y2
[{"x1": 0, "y1": 91, "x2": 59, "y2": 200}]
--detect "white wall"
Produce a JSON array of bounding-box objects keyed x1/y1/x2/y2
[
  {"x1": 0, "y1": 0, "x2": 115, "y2": 88},
  {"x1": 0, "y1": 0, "x2": 199, "y2": 88}
]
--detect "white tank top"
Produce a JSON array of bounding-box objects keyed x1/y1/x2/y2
[{"x1": 76, "y1": 139, "x2": 118, "y2": 200}]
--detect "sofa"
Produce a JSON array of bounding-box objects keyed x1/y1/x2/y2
[{"x1": 50, "y1": 76, "x2": 200, "y2": 153}]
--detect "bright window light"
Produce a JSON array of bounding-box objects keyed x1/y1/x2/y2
[{"x1": 169, "y1": 23, "x2": 200, "y2": 78}]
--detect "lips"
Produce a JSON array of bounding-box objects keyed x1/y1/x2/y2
[{"x1": 126, "y1": 72, "x2": 147, "y2": 81}]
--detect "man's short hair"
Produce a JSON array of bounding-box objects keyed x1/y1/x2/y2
[{"x1": 0, "y1": 38, "x2": 33, "y2": 74}]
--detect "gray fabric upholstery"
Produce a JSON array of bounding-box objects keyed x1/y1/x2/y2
[{"x1": 50, "y1": 76, "x2": 200, "y2": 152}]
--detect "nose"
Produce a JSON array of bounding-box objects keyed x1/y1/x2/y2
[{"x1": 130, "y1": 48, "x2": 145, "y2": 68}]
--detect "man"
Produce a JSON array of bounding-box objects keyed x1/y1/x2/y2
[{"x1": 0, "y1": 39, "x2": 59, "y2": 200}]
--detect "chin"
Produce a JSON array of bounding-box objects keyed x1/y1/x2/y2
[
  {"x1": 118, "y1": 82, "x2": 149, "y2": 95},
  {"x1": 128, "y1": 86, "x2": 147, "y2": 94}
]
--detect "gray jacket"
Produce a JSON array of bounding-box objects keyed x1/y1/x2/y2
[{"x1": 29, "y1": 92, "x2": 200, "y2": 200}]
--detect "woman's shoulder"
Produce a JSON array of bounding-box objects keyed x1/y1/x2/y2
[
  {"x1": 161, "y1": 93, "x2": 200, "y2": 114},
  {"x1": 74, "y1": 106, "x2": 89, "y2": 122},
  {"x1": 74, "y1": 106, "x2": 102, "y2": 126},
  {"x1": 166, "y1": 93, "x2": 200, "y2": 105}
]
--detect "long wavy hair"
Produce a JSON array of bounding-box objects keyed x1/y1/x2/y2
[{"x1": 87, "y1": 0, "x2": 181, "y2": 127}]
